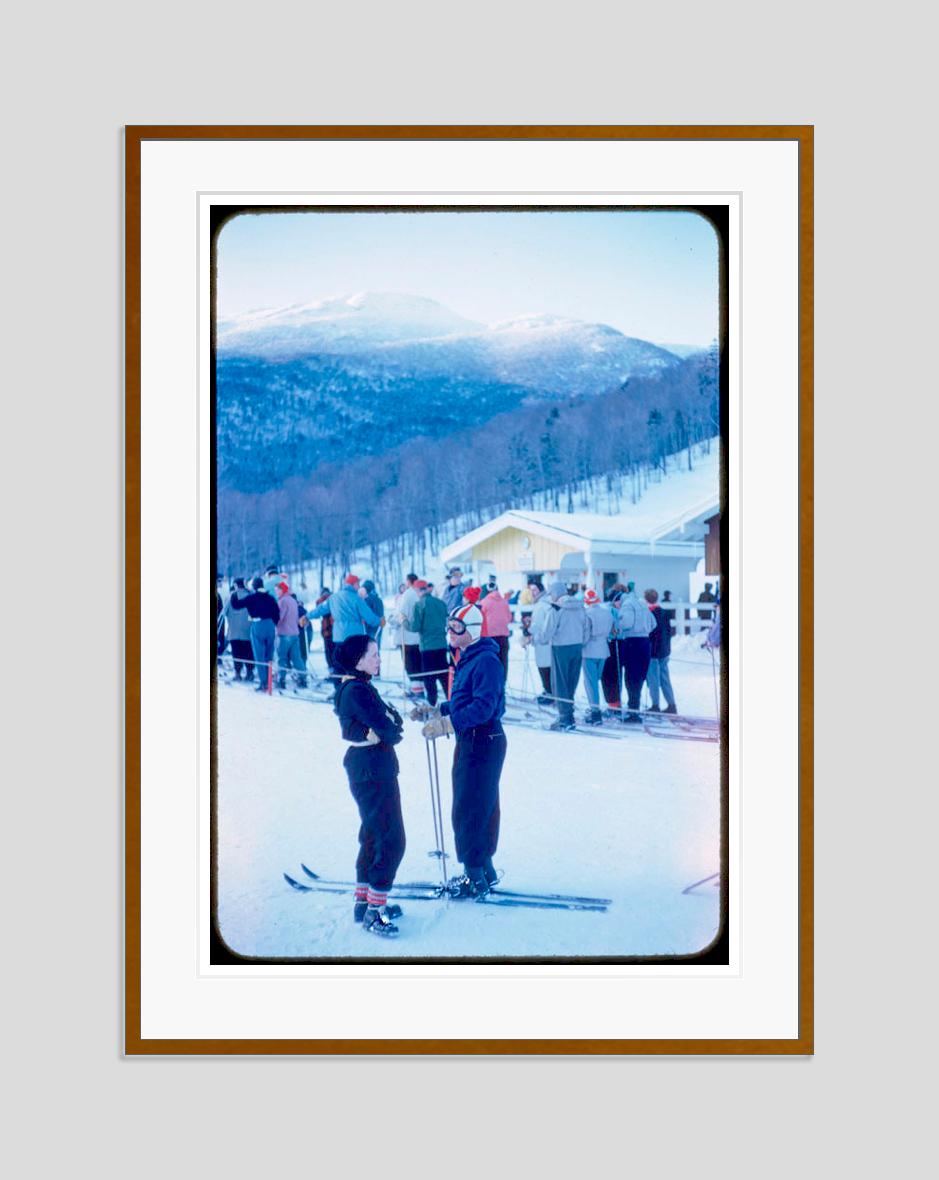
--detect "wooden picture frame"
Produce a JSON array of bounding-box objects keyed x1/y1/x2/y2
[{"x1": 125, "y1": 125, "x2": 812, "y2": 1054}]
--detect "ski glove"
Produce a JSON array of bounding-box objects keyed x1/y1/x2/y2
[
  {"x1": 422, "y1": 715, "x2": 454, "y2": 740},
  {"x1": 409, "y1": 703, "x2": 438, "y2": 721}
]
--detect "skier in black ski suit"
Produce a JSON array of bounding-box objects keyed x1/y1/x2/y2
[
  {"x1": 333, "y1": 634, "x2": 407, "y2": 937},
  {"x1": 420, "y1": 600, "x2": 506, "y2": 897}
]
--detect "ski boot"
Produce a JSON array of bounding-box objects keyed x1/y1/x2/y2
[
  {"x1": 355, "y1": 900, "x2": 402, "y2": 923},
  {"x1": 536, "y1": 693, "x2": 554, "y2": 707},
  {"x1": 549, "y1": 718, "x2": 576, "y2": 732},
  {"x1": 663, "y1": 704, "x2": 678, "y2": 715},
  {"x1": 448, "y1": 869, "x2": 491, "y2": 899},
  {"x1": 621, "y1": 711, "x2": 642, "y2": 724},
  {"x1": 584, "y1": 708, "x2": 603, "y2": 725},
  {"x1": 644, "y1": 704, "x2": 661, "y2": 713},
  {"x1": 362, "y1": 905, "x2": 400, "y2": 937}
]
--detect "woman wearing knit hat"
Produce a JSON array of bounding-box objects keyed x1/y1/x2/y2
[
  {"x1": 332, "y1": 634, "x2": 407, "y2": 937},
  {"x1": 582, "y1": 588, "x2": 614, "y2": 725},
  {"x1": 420, "y1": 600, "x2": 506, "y2": 898}
]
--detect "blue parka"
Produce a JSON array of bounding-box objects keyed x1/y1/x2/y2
[
  {"x1": 440, "y1": 637, "x2": 506, "y2": 735},
  {"x1": 309, "y1": 585, "x2": 380, "y2": 643}
]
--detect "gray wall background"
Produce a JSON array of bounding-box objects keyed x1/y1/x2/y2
[{"x1": 5, "y1": 2, "x2": 933, "y2": 1175}]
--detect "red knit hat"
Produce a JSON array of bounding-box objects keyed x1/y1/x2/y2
[
  {"x1": 463, "y1": 585, "x2": 482, "y2": 604},
  {"x1": 344, "y1": 574, "x2": 360, "y2": 586},
  {"x1": 584, "y1": 588, "x2": 600, "y2": 606},
  {"x1": 414, "y1": 579, "x2": 429, "y2": 589}
]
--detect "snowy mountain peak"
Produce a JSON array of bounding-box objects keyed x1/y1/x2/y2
[
  {"x1": 218, "y1": 291, "x2": 483, "y2": 357},
  {"x1": 489, "y1": 312, "x2": 583, "y2": 332}
]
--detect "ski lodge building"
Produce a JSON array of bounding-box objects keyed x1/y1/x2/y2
[{"x1": 439, "y1": 496, "x2": 721, "y2": 602}]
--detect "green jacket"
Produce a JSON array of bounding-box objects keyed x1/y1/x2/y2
[{"x1": 411, "y1": 593, "x2": 449, "y2": 651}]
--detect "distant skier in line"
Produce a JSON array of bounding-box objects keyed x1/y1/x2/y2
[
  {"x1": 410, "y1": 578, "x2": 450, "y2": 706},
  {"x1": 419, "y1": 600, "x2": 506, "y2": 897},
  {"x1": 231, "y1": 576, "x2": 280, "y2": 692},
  {"x1": 479, "y1": 579, "x2": 512, "y2": 679},
  {"x1": 534, "y1": 581, "x2": 587, "y2": 732},
  {"x1": 582, "y1": 589, "x2": 614, "y2": 724},
  {"x1": 332, "y1": 634, "x2": 407, "y2": 938},
  {"x1": 524, "y1": 581, "x2": 554, "y2": 705},
  {"x1": 308, "y1": 574, "x2": 380, "y2": 643},
  {"x1": 443, "y1": 567, "x2": 470, "y2": 613},
  {"x1": 223, "y1": 577, "x2": 254, "y2": 681},
  {"x1": 644, "y1": 588, "x2": 677, "y2": 715},
  {"x1": 613, "y1": 582, "x2": 658, "y2": 723}
]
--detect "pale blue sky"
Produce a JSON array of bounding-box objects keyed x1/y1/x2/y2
[{"x1": 217, "y1": 209, "x2": 719, "y2": 346}]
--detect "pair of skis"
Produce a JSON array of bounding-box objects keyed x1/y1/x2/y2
[{"x1": 284, "y1": 863, "x2": 611, "y2": 913}]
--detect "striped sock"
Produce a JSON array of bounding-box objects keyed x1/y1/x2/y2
[
  {"x1": 366, "y1": 888, "x2": 388, "y2": 909},
  {"x1": 355, "y1": 883, "x2": 368, "y2": 902}
]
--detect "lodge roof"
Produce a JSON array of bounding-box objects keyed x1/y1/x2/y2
[{"x1": 441, "y1": 448, "x2": 720, "y2": 562}]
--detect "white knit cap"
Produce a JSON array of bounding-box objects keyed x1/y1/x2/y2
[{"x1": 449, "y1": 602, "x2": 483, "y2": 639}]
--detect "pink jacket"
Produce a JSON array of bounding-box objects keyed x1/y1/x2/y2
[
  {"x1": 276, "y1": 593, "x2": 300, "y2": 637},
  {"x1": 480, "y1": 591, "x2": 511, "y2": 637}
]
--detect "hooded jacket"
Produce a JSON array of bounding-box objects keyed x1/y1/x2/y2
[
  {"x1": 534, "y1": 595, "x2": 588, "y2": 648},
  {"x1": 583, "y1": 603, "x2": 614, "y2": 658},
  {"x1": 615, "y1": 591, "x2": 658, "y2": 639},
  {"x1": 528, "y1": 595, "x2": 553, "y2": 666}
]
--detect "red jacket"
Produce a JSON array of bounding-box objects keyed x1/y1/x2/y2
[{"x1": 480, "y1": 591, "x2": 511, "y2": 637}]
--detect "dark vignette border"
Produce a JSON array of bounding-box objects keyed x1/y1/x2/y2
[{"x1": 208, "y1": 203, "x2": 730, "y2": 967}]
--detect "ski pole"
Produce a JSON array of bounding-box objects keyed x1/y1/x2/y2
[
  {"x1": 424, "y1": 736, "x2": 445, "y2": 874},
  {"x1": 431, "y1": 735, "x2": 449, "y2": 886},
  {"x1": 709, "y1": 644, "x2": 719, "y2": 718}
]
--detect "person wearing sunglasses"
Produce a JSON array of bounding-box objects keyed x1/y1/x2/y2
[{"x1": 420, "y1": 601, "x2": 506, "y2": 898}]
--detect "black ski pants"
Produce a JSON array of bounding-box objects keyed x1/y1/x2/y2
[
  {"x1": 601, "y1": 639, "x2": 622, "y2": 706},
  {"x1": 622, "y1": 636, "x2": 652, "y2": 713},
  {"x1": 421, "y1": 648, "x2": 450, "y2": 707},
  {"x1": 348, "y1": 777, "x2": 406, "y2": 892},
  {"x1": 231, "y1": 638, "x2": 254, "y2": 679},
  {"x1": 452, "y1": 726, "x2": 507, "y2": 869}
]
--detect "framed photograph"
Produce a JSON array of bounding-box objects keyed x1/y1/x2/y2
[{"x1": 125, "y1": 125, "x2": 812, "y2": 1053}]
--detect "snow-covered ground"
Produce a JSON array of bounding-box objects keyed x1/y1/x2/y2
[{"x1": 216, "y1": 637, "x2": 721, "y2": 960}]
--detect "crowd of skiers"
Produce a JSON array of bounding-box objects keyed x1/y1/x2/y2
[
  {"x1": 217, "y1": 561, "x2": 719, "y2": 729},
  {"x1": 517, "y1": 578, "x2": 681, "y2": 730}
]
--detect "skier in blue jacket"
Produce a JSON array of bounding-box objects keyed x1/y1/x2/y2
[
  {"x1": 308, "y1": 573, "x2": 380, "y2": 643},
  {"x1": 421, "y1": 600, "x2": 506, "y2": 897}
]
